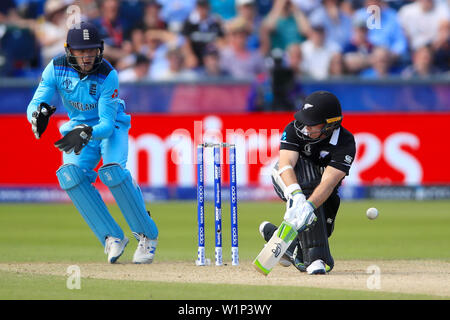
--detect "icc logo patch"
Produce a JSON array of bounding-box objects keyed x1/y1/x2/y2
[{"x1": 62, "y1": 78, "x2": 72, "y2": 92}]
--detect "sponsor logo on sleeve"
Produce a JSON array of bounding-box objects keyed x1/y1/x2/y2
[{"x1": 344, "y1": 155, "x2": 353, "y2": 164}]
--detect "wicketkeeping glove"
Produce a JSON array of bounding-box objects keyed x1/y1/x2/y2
[
  {"x1": 54, "y1": 124, "x2": 93, "y2": 155},
  {"x1": 31, "y1": 102, "x2": 57, "y2": 139}
]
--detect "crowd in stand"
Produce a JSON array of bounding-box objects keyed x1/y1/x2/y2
[{"x1": 0, "y1": 0, "x2": 448, "y2": 81}]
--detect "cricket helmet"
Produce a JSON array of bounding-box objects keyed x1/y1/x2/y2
[
  {"x1": 294, "y1": 91, "x2": 342, "y2": 142},
  {"x1": 65, "y1": 22, "x2": 104, "y2": 74}
]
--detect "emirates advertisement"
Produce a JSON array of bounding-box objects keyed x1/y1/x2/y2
[{"x1": 1, "y1": 112, "x2": 449, "y2": 201}]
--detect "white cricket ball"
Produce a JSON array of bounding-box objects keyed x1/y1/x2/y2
[{"x1": 366, "y1": 207, "x2": 379, "y2": 220}]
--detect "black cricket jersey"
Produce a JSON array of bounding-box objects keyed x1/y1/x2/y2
[{"x1": 280, "y1": 121, "x2": 356, "y2": 176}]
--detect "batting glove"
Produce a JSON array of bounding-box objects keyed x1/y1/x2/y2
[{"x1": 286, "y1": 200, "x2": 317, "y2": 232}]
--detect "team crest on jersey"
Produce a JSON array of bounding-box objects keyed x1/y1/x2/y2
[
  {"x1": 62, "y1": 78, "x2": 72, "y2": 92},
  {"x1": 89, "y1": 83, "x2": 97, "y2": 96}
]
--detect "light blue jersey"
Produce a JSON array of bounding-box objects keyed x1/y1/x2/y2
[
  {"x1": 27, "y1": 55, "x2": 131, "y2": 140},
  {"x1": 28, "y1": 54, "x2": 159, "y2": 248}
]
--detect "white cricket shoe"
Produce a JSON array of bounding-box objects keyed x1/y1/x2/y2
[
  {"x1": 105, "y1": 236, "x2": 129, "y2": 264},
  {"x1": 306, "y1": 259, "x2": 326, "y2": 275},
  {"x1": 132, "y1": 232, "x2": 158, "y2": 264}
]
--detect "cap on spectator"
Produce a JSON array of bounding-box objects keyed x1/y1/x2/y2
[
  {"x1": 197, "y1": 0, "x2": 210, "y2": 7},
  {"x1": 236, "y1": 0, "x2": 255, "y2": 6}
]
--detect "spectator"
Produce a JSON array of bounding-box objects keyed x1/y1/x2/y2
[
  {"x1": 197, "y1": 44, "x2": 230, "y2": 78},
  {"x1": 36, "y1": 0, "x2": 73, "y2": 65},
  {"x1": 118, "y1": 53, "x2": 151, "y2": 82},
  {"x1": 402, "y1": 45, "x2": 441, "y2": 78},
  {"x1": 328, "y1": 52, "x2": 347, "y2": 76},
  {"x1": 285, "y1": 42, "x2": 304, "y2": 77},
  {"x1": 353, "y1": 0, "x2": 408, "y2": 60},
  {"x1": 220, "y1": 17, "x2": 266, "y2": 79},
  {"x1": 360, "y1": 46, "x2": 397, "y2": 78},
  {"x1": 181, "y1": 0, "x2": 225, "y2": 69},
  {"x1": 308, "y1": 0, "x2": 353, "y2": 49},
  {"x1": 260, "y1": 0, "x2": 309, "y2": 55},
  {"x1": 229, "y1": 0, "x2": 263, "y2": 52},
  {"x1": 300, "y1": 22, "x2": 341, "y2": 79},
  {"x1": 0, "y1": 0, "x2": 39, "y2": 30},
  {"x1": 139, "y1": 0, "x2": 167, "y2": 31},
  {"x1": 0, "y1": 0, "x2": 41, "y2": 77},
  {"x1": 154, "y1": 46, "x2": 197, "y2": 80},
  {"x1": 116, "y1": 27, "x2": 147, "y2": 71},
  {"x1": 342, "y1": 16, "x2": 373, "y2": 74},
  {"x1": 145, "y1": 27, "x2": 185, "y2": 79},
  {"x1": 116, "y1": 0, "x2": 169, "y2": 71},
  {"x1": 398, "y1": 0, "x2": 450, "y2": 51},
  {"x1": 270, "y1": 47, "x2": 301, "y2": 110},
  {"x1": 159, "y1": 0, "x2": 196, "y2": 33},
  {"x1": 91, "y1": 0, "x2": 127, "y2": 65},
  {"x1": 0, "y1": 0, "x2": 18, "y2": 24}
]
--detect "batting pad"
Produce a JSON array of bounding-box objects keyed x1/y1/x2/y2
[
  {"x1": 98, "y1": 163, "x2": 158, "y2": 240},
  {"x1": 56, "y1": 164, "x2": 124, "y2": 246}
]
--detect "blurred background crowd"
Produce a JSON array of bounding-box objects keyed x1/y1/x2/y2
[{"x1": 0, "y1": 0, "x2": 448, "y2": 82}]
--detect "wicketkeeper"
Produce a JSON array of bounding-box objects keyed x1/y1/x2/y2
[
  {"x1": 261, "y1": 90, "x2": 356, "y2": 274},
  {"x1": 26, "y1": 22, "x2": 158, "y2": 264}
]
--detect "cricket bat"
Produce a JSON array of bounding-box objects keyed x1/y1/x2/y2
[{"x1": 253, "y1": 220, "x2": 298, "y2": 276}]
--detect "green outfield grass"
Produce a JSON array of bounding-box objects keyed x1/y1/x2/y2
[{"x1": 0, "y1": 200, "x2": 449, "y2": 300}]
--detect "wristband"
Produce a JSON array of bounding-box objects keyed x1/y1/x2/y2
[
  {"x1": 306, "y1": 200, "x2": 316, "y2": 210},
  {"x1": 278, "y1": 165, "x2": 293, "y2": 175}
]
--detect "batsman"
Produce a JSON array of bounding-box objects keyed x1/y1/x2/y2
[
  {"x1": 254, "y1": 91, "x2": 356, "y2": 275},
  {"x1": 26, "y1": 22, "x2": 158, "y2": 264}
]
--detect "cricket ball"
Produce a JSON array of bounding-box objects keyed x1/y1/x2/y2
[{"x1": 366, "y1": 207, "x2": 379, "y2": 220}]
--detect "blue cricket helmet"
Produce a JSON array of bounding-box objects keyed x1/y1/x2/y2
[{"x1": 65, "y1": 22, "x2": 104, "y2": 73}]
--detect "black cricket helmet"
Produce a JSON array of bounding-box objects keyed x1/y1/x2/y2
[
  {"x1": 294, "y1": 91, "x2": 342, "y2": 142},
  {"x1": 65, "y1": 22, "x2": 104, "y2": 74}
]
